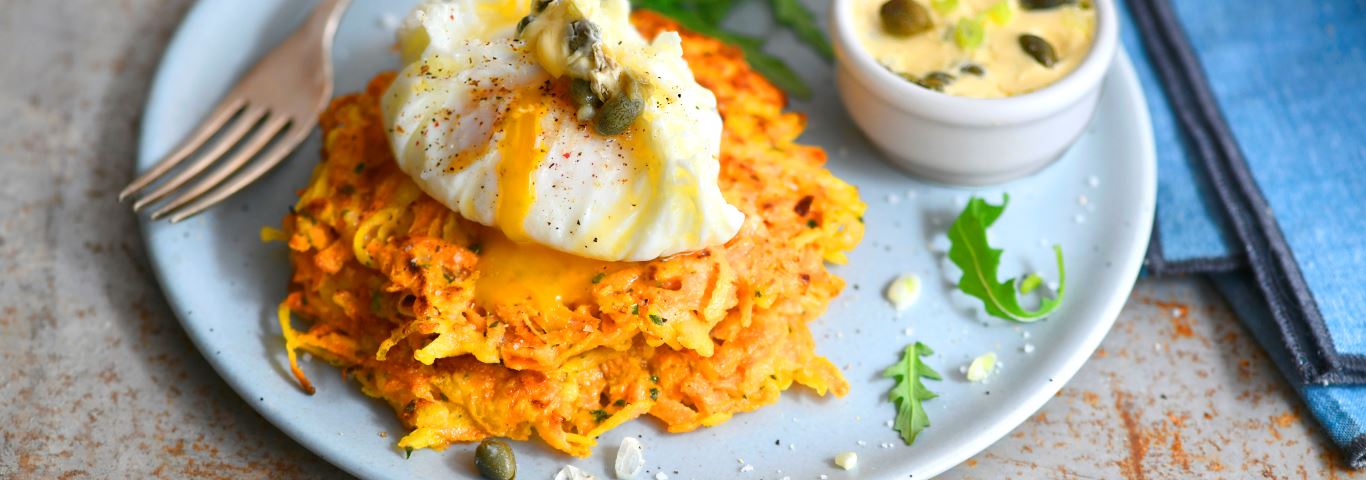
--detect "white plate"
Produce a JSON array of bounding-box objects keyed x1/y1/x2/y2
[{"x1": 137, "y1": 1, "x2": 1154, "y2": 478}]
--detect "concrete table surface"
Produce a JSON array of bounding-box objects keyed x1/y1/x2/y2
[{"x1": 0, "y1": 1, "x2": 1357, "y2": 478}]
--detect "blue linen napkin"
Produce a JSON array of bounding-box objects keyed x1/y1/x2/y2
[{"x1": 1119, "y1": 0, "x2": 1366, "y2": 467}]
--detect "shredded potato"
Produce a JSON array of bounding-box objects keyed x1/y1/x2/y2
[{"x1": 278, "y1": 12, "x2": 865, "y2": 457}]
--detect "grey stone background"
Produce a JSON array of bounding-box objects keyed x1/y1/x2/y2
[{"x1": 0, "y1": 1, "x2": 1357, "y2": 478}]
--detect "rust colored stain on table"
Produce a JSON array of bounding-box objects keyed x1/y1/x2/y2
[{"x1": 0, "y1": 0, "x2": 1363, "y2": 479}]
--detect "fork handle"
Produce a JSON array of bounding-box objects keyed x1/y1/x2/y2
[{"x1": 299, "y1": 0, "x2": 352, "y2": 44}]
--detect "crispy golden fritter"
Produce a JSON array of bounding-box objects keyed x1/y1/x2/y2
[{"x1": 278, "y1": 12, "x2": 865, "y2": 457}]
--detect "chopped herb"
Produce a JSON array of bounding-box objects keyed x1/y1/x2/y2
[
  {"x1": 354, "y1": 163, "x2": 366, "y2": 173},
  {"x1": 404, "y1": 446, "x2": 413, "y2": 459},
  {"x1": 931, "y1": 0, "x2": 958, "y2": 14},
  {"x1": 443, "y1": 271, "x2": 456, "y2": 283},
  {"x1": 592, "y1": 272, "x2": 606, "y2": 284},
  {"x1": 614, "y1": 399, "x2": 627, "y2": 407},
  {"x1": 807, "y1": 219, "x2": 819, "y2": 228},
  {"x1": 590, "y1": 409, "x2": 611, "y2": 423},
  {"x1": 469, "y1": 243, "x2": 482, "y2": 255},
  {"x1": 754, "y1": 290, "x2": 763, "y2": 298},
  {"x1": 954, "y1": 17, "x2": 985, "y2": 50},
  {"x1": 947, "y1": 195, "x2": 1066, "y2": 322},
  {"x1": 649, "y1": 314, "x2": 667, "y2": 325},
  {"x1": 370, "y1": 292, "x2": 383, "y2": 314},
  {"x1": 650, "y1": 374, "x2": 659, "y2": 383},
  {"x1": 649, "y1": 388, "x2": 659, "y2": 400},
  {"x1": 630, "y1": 303, "x2": 640, "y2": 315},
  {"x1": 884, "y1": 342, "x2": 942, "y2": 445}
]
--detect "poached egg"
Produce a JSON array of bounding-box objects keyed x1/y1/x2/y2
[{"x1": 382, "y1": 0, "x2": 744, "y2": 261}]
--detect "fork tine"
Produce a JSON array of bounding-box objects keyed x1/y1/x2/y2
[
  {"x1": 119, "y1": 96, "x2": 247, "y2": 202},
  {"x1": 131, "y1": 104, "x2": 269, "y2": 212},
  {"x1": 164, "y1": 122, "x2": 314, "y2": 223},
  {"x1": 149, "y1": 114, "x2": 293, "y2": 220}
]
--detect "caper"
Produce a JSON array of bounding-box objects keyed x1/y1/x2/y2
[
  {"x1": 516, "y1": 16, "x2": 532, "y2": 35},
  {"x1": 1019, "y1": 0, "x2": 1075, "y2": 10},
  {"x1": 474, "y1": 439, "x2": 516, "y2": 480},
  {"x1": 1019, "y1": 34, "x2": 1058, "y2": 67},
  {"x1": 533, "y1": 0, "x2": 553, "y2": 13},
  {"x1": 594, "y1": 93, "x2": 643, "y2": 136},
  {"x1": 570, "y1": 78, "x2": 598, "y2": 107},
  {"x1": 915, "y1": 71, "x2": 955, "y2": 91},
  {"x1": 567, "y1": 20, "x2": 599, "y2": 55},
  {"x1": 879, "y1": 0, "x2": 933, "y2": 37},
  {"x1": 959, "y1": 63, "x2": 985, "y2": 76}
]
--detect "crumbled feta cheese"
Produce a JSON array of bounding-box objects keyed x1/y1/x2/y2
[
  {"x1": 614, "y1": 437, "x2": 644, "y2": 479},
  {"x1": 554, "y1": 465, "x2": 597, "y2": 480},
  {"x1": 788, "y1": 443, "x2": 795, "y2": 451},
  {"x1": 885, "y1": 419, "x2": 894, "y2": 428},
  {"x1": 857, "y1": 440, "x2": 867, "y2": 446},
  {"x1": 885, "y1": 274, "x2": 922, "y2": 312},
  {"x1": 1022, "y1": 343, "x2": 1036, "y2": 354},
  {"x1": 903, "y1": 327, "x2": 915, "y2": 336},
  {"x1": 655, "y1": 473, "x2": 668, "y2": 480},
  {"x1": 880, "y1": 442, "x2": 895, "y2": 449},
  {"x1": 965, "y1": 352, "x2": 998, "y2": 382},
  {"x1": 739, "y1": 464, "x2": 754, "y2": 473},
  {"x1": 820, "y1": 475, "x2": 830, "y2": 480},
  {"x1": 1087, "y1": 175, "x2": 1100, "y2": 187},
  {"x1": 834, "y1": 452, "x2": 859, "y2": 470},
  {"x1": 886, "y1": 193, "x2": 902, "y2": 205}
]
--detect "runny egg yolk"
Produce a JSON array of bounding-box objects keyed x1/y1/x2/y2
[
  {"x1": 474, "y1": 228, "x2": 614, "y2": 326},
  {"x1": 493, "y1": 98, "x2": 548, "y2": 243}
]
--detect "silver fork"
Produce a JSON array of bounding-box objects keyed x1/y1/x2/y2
[{"x1": 120, "y1": 0, "x2": 351, "y2": 222}]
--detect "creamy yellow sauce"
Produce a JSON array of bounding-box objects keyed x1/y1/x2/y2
[{"x1": 854, "y1": 0, "x2": 1095, "y2": 98}]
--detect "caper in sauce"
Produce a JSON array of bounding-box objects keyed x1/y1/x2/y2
[
  {"x1": 915, "y1": 71, "x2": 955, "y2": 91},
  {"x1": 1020, "y1": 0, "x2": 1076, "y2": 10},
  {"x1": 879, "y1": 0, "x2": 933, "y2": 37},
  {"x1": 474, "y1": 439, "x2": 516, "y2": 480},
  {"x1": 1018, "y1": 34, "x2": 1058, "y2": 67},
  {"x1": 515, "y1": 16, "x2": 532, "y2": 34},
  {"x1": 594, "y1": 93, "x2": 644, "y2": 136},
  {"x1": 533, "y1": 0, "x2": 552, "y2": 13},
  {"x1": 959, "y1": 64, "x2": 985, "y2": 76}
]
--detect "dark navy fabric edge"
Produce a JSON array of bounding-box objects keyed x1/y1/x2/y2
[
  {"x1": 1350, "y1": 436, "x2": 1366, "y2": 469},
  {"x1": 1130, "y1": 0, "x2": 1345, "y2": 384},
  {"x1": 1144, "y1": 222, "x2": 1242, "y2": 274}
]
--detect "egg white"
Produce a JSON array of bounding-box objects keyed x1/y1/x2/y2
[{"x1": 381, "y1": 0, "x2": 744, "y2": 261}]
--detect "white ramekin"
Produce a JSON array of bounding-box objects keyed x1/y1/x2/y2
[{"x1": 831, "y1": 0, "x2": 1119, "y2": 185}]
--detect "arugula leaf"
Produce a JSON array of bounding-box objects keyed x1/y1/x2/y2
[
  {"x1": 739, "y1": 48, "x2": 813, "y2": 99},
  {"x1": 770, "y1": 0, "x2": 833, "y2": 60},
  {"x1": 947, "y1": 195, "x2": 1066, "y2": 323},
  {"x1": 884, "y1": 342, "x2": 942, "y2": 445}
]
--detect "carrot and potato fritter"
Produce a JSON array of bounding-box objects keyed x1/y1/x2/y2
[{"x1": 278, "y1": 12, "x2": 866, "y2": 457}]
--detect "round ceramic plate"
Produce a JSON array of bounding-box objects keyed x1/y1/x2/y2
[{"x1": 137, "y1": 1, "x2": 1155, "y2": 478}]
